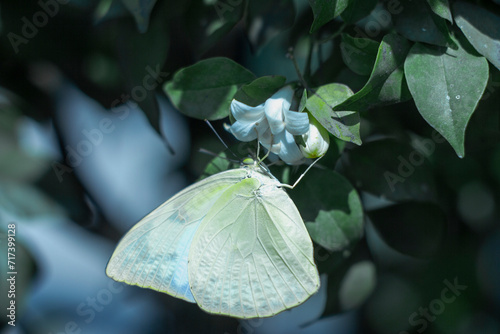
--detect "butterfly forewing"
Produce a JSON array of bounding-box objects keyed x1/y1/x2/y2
[
  {"x1": 188, "y1": 169, "x2": 320, "y2": 318},
  {"x1": 106, "y1": 169, "x2": 247, "y2": 302}
]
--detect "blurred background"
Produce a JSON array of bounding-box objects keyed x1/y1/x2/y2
[{"x1": 1, "y1": 0, "x2": 500, "y2": 333}]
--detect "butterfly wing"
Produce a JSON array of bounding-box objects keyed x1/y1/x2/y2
[
  {"x1": 106, "y1": 169, "x2": 247, "y2": 302},
  {"x1": 188, "y1": 175, "x2": 320, "y2": 318}
]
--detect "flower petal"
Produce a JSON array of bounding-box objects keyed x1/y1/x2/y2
[
  {"x1": 265, "y1": 86, "x2": 294, "y2": 134},
  {"x1": 230, "y1": 120, "x2": 259, "y2": 142},
  {"x1": 259, "y1": 128, "x2": 281, "y2": 154},
  {"x1": 285, "y1": 109, "x2": 309, "y2": 135},
  {"x1": 277, "y1": 131, "x2": 305, "y2": 165},
  {"x1": 231, "y1": 100, "x2": 265, "y2": 122}
]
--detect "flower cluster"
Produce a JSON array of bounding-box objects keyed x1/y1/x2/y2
[{"x1": 230, "y1": 86, "x2": 310, "y2": 164}]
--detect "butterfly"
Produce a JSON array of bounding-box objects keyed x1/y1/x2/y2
[{"x1": 106, "y1": 157, "x2": 320, "y2": 318}]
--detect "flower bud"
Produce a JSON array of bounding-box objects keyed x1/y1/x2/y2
[{"x1": 300, "y1": 116, "x2": 330, "y2": 159}]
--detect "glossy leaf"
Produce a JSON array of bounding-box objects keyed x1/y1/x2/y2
[
  {"x1": 368, "y1": 202, "x2": 447, "y2": 258},
  {"x1": 334, "y1": 33, "x2": 411, "y2": 112},
  {"x1": 233, "y1": 75, "x2": 286, "y2": 107},
  {"x1": 164, "y1": 57, "x2": 256, "y2": 120},
  {"x1": 306, "y1": 83, "x2": 361, "y2": 145},
  {"x1": 121, "y1": 0, "x2": 157, "y2": 32},
  {"x1": 338, "y1": 139, "x2": 437, "y2": 202},
  {"x1": 404, "y1": 40, "x2": 489, "y2": 157},
  {"x1": 246, "y1": 0, "x2": 295, "y2": 51},
  {"x1": 340, "y1": 0, "x2": 377, "y2": 24},
  {"x1": 454, "y1": 1, "x2": 500, "y2": 71},
  {"x1": 426, "y1": 0, "x2": 452, "y2": 23},
  {"x1": 309, "y1": 0, "x2": 348, "y2": 33},
  {"x1": 290, "y1": 168, "x2": 364, "y2": 252},
  {"x1": 392, "y1": 0, "x2": 454, "y2": 47},
  {"x1": 340, "y1": 34, "x2": 379, "y2": 76}
]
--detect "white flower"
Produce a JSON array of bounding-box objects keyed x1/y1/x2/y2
[
  {"x1": 300, "y1": 116, "x2": 330, "y2": 159},
  {"x1": 230, "y1": 86, "x2": 309, "y2": 164}
]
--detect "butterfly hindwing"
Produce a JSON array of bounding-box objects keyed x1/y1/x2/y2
[
  {"x1": 188, "y1": 169, "x2": 320, "y2": 318},
  {"x1": 106, "y1": 169, "x2": 247, "y2": 302}
]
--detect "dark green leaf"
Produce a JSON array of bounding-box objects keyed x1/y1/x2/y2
[
  {"x1": 454, "y1": 1, "x2": 500, "y2": 71},
  {"x1": 392, "y1": 0, "x2": 454, "y2": 47},
  {"x1": 404, "y1": 39, "x2": 489, "y2": 158},
  {"x1": 186, "y1": 0, "x2": 246, "y2": 56},
  {"x1": 121, "y1": 0, "x2": 157, "y2": 33},
  {"x1": 340, "y1": 33, "x2": 379, "y2": 76},
  {"x1": 338, "y1": 138, "x2": 437, "y2": 202},
  {"x1": 164, "y1": 57, "x2": 256, "y2": 120},
  {"x1": 246, "y1": 0, "x2": 295, "y2": 51},
  {"x1": 306, "y1": 83, "x2": 361, "y2": 145},
  {"x1": 340, "y1": 0, "x2": 377, "y2": 24},
  {"x1": 368, "y1": 202, "x2": 447, "y2": 258},
  {"x1": 290, "y1": 168, "x2": 364, "y2": 252},
  {"x1": 309, "y1": 0, "x2": 348, "y2": 33},
  {"x1": 335, "y1": 33, "x2": 411, "y2": 111},
  {"x1": 199, "y1": 152, "x2": 239, "y2": 180},
  {"x1": 426, "y1": 0, "x2": 452, "y2": 23},
  {"x1": 233, "y1": 75, "x2": 286, "y2": 107}
]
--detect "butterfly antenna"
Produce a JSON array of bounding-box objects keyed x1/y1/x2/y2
[
  {"x1": 198, "y1": 148, "x2": 240, "y2": 163},
  {"x1": 280, "y1": 156, "x2": 323, "y2": 189},
  {"x1": 204, "y1": 119, "x2": 240, "y2": 161}
]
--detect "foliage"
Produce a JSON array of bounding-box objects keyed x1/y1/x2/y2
[{"x1": 1, "y1": 0, "x2": 500, "y2": 332}]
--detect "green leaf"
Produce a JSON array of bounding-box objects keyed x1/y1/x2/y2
[
  {"x1": 404, "y1": 40, "x2": 489, "y2": 158},
  {"x1": 454, "y1": 1, "x2": 500, "y2": 71},
  {"x1": 426, "y1": 0, "x2": 452, "y2": 23},
  {"x1": 335, "y1": 33, "x2": 411, "y2": 112},
  {"x1": 121, "y1": 0, "x2": 157, "y2": 33},
  {"x1": 368, "y1": 202, "x2": 447, "y2": 258},
  {"x1": 290, "y1": 168, "x2": 364, "y2": 252},
  {"x1": 340, "y1": 34, "x2": 379, "y2": 76},
  {"x1": 199, "y1": 152, "x2": 239, "y2": 180},
  {"x1": 233, "y1": 75, "x2": 286, "y2": 107},
  {"x1": 246, "y1": 0, "x2": 295, "y2": 51},
  {"x1": 340, "y1": 0, "x2": 377, "y2": 24},
  {"x1": 186, "y1": 0, "x2": 246, "y2": 56},
  {"x1": 309, "y1": 0, "x2": 348, "y2": 33},
  {"x1": 392, "y1": 0, "x2": 454, "y2": 47},
  {"x1": 338, "y1": 138, "x2": 437, "y2": 202},
  {"x1": 305, "y1": 83, "x2": 361, "y2": 145},
  {"x1": 164, "y1": 57, "x2": 256, "y2": 120}
]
